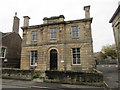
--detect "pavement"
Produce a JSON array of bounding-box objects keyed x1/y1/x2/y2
[{"x1": 2, "y1": 79, "x2": 104, "y2": 90}]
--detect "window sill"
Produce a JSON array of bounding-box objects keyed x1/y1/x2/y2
[
  {"x1": 30, "y1": 65, "x2": 37, "y2": 67},
  {"x1": 71, "y1": 37, "x2": 79, "y2": 39},
  {"x1": 72, "y1": 64, "x2": 81, "y2": 65},
  {"x1": 50, "y1": 39, "x2": 57, "y2": 40},
  {"x1": 0, "y1": 57, "x2": 5, "y2": 58},
  {"x1": 32, "y1": 40, "x2": 37, "y2": 42}
]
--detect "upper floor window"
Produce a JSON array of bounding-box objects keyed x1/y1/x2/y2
[
  {"x1": 0, "y1": 47, "x2": 6, "y2": 58},
  {"x1": 50, "y1": 28, "x2": 57, "y2": 39},
  {"x1": 72, "y1": 48, "x2": 80, "y2": 65},
  {"x1": 32, "y1": 31, "x2": 38, "y2": 41},
  {"x1": 71, "y1": 26, "x2": 79, "y2": 38},
  {"x1": 30, "y1": 50, "x2": 37, "y2": 66}
]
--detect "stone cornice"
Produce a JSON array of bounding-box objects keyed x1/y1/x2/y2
[{"x1": 21, "y1": 18, "x2": 93, "y2": 30}]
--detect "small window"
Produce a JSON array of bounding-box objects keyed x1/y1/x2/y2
[
  {"x1": 32, "y1": 31, "x2": 38, "y2": 41},
  {"x1": 71, "y1": 26, "x2": 79, "y2": 38},
  {"x1": 0, "y1": 47, "x2": 6, "y2": 58},
  {"x1": 50, "y1": 28, "x2": 57, "y2": 39},
  {"x1": 30, "y1": 51, "x2": 37, "y2": 66},
  {"x1": 72, "y1": 48, "x2": 80, "y2": 65}
]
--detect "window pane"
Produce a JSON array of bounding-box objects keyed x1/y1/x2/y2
[
  {"x1": 32, "y1": 31, "x2": 37, "y2": 41},
  {"x1": 73, "y1": 54, "x2": 76, "y2": 58},
  {"x1": 72, "y1": 48, "x2": 76, "y2": 53},
  {"x1": 77, "y1": 58, "x2": 80, "y2": 64},
  {"x1": 73, "y1": 58, "x2": 76, "y2": 64},
  {"x1": 31, "y1": 59, "x2": 34, "y2": 65},
  {"x1": 76, "y1": 32, "x2": 78, "y2": 37},
  {"x1": 72, "y1": 26, "x2": 79, "y2": 38},
  {"x1": 77, "y1": 48, "x2": 80, "y2": 53},
  {"x1": 1, "y1": 47, "x2": 6, "y2": 57},
  {"x1": 77, "y1": 54, "x2": 80, "y2": 58},
  {"x1": 50, "y1": 28, "x2": 57, "y2": 39}
]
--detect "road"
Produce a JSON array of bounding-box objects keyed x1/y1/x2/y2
[
  {"x1": 97, "y1": 64, "x2": 119, "y2": 89},
  {"x1": 2, "y1": 79, "x2": 105, "y2": 90}
]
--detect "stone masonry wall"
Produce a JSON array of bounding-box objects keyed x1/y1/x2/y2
[{"x1": 21, "y1": 18, "x2": 94, "y2": 72}]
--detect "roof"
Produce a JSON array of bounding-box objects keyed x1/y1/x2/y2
[
  {"x1": 0, "y1": 32, "x2": 11, "y2": 38},
  {"x1": 21, "y1": 18, "x2": 93, "y2": 30},
  {"x1": 2, "y1": 32, "x2": 11, "y2": 36},
  {"x1": 1, "y1": 32, "x2": 12, "y2": 37},
  {"x1": 109, "y1": 4, "x2": 120, "y2": 23},
  {"x1": 0, "y1": 32, "x2": 21, "y2": 39}
]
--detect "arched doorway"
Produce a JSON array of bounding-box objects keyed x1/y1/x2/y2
[{"x1": 50, "y1": 49, "x2": 57, "y2": 70}]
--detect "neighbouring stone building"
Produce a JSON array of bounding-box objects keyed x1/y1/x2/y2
[
  {"x1": 21, "y1": 6, "x2": 94, "y2": 71},
  {"x1": 109, "y1": 2, "x2": 120, "y2": 64},
  {"x1": 0, "y1": 13, "x2": 22, "y2": 68}
]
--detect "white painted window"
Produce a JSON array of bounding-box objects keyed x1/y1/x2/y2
[
  {"x1": 0, "y1": 47, "x2": 6, "y2": 58},
  {"x1": 72, "y1": 48, "x2": 80, "y2": 65},
  {"x1": 50, "y1": 28, "x2": 57, "y2": 39},
  {"x1": 32, "y1": 31, "x2": 38, "y2": 41},
  {"x1": 71, "y1": 26, "x2": 79, "y2": 38},
  {"x1": 30, "y1": 51, "x2": 37, "y2": 66}
]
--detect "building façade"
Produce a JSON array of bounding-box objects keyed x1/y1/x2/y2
[
  {"x1": 109, "y1": 2, "x2": 120, "y2": 65},
  {"x1": 20, "y1": 6, "x2": 94, "y2": 72},
  {"x1": 0, "y1": 14, "x2": 22, "y2": 68}
]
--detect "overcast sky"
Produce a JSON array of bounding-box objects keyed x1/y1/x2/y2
[{"x1": 0, "y1": 0, "x2": 119, "y2": 52}]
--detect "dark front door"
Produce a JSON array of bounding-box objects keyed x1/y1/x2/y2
[{"x1": 50, "y1": 49, "x2": 57, "y2": 70}]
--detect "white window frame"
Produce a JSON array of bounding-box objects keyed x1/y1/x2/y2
[
  {"x1": 50, "y1": 28, "x2": 57, "y2": 39},
  {"x1": 72, "y1": 48, "x2": 81, "y2": 65},
  {"x1": 0, "y1": 47, "x2": 6, "y2": 58},
  {"x1": 32, "y1": 31, "x2": 38, "y2": 41},
  {"x1": 30, "y1": 50, "x2": 38, "y2": 66},
  {"x1": 71, "y1": 26, "x2": 79, "y2": 38}
]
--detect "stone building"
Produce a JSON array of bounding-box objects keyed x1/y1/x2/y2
[
  {"x1": 109, "y1": 2, "x2": 120, "y2": 64},
  {"x1": 0, "y1": 14, "x2": 22, "y2": 68},
  {"x1": 21, "y1": 6, "x2": 94, "y2": 71}
]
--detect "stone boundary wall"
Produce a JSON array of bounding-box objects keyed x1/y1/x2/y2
[
  {"x1": 2, "y1": 68, "x2": 45, "y2": 80},
  {"x1": 2, "y1": 68, "x2": 34, "y2": 80},
  {"x1": 45, "y1": 71, "x2": 103, "y2": 86},
  {"x1": 2, "y1": 68, "x2": 103, "y2": 86}
]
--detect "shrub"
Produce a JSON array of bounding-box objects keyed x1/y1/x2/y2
[{"x1": 32, "y1": 73, "x2": 40, "y2": 78}]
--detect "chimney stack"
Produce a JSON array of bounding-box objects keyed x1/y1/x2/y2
[
  {"x1": 23, "y1": 16, "x2": 30, "y2": 27},
  {"x1": 84, "y1": 5, "x2": 90, "y2": 18},
  {"x1": 12, "y1": 12, "x2": 20, "y2": 33}
]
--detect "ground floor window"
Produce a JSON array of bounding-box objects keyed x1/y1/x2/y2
[
  {"x1": 72, "y1": 48, "x2": 80, "y2": 65},
  {"x1": 30, "y1": 50, "x2": 37, "y2": 66}
]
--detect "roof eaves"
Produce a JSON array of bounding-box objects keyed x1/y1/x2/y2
[
  {"x1": 109, "y1": 5, "x2": 120, "y2": 23},
  {"x1": 66, "y1": 18, "x2": 93, "y2": 23}
]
